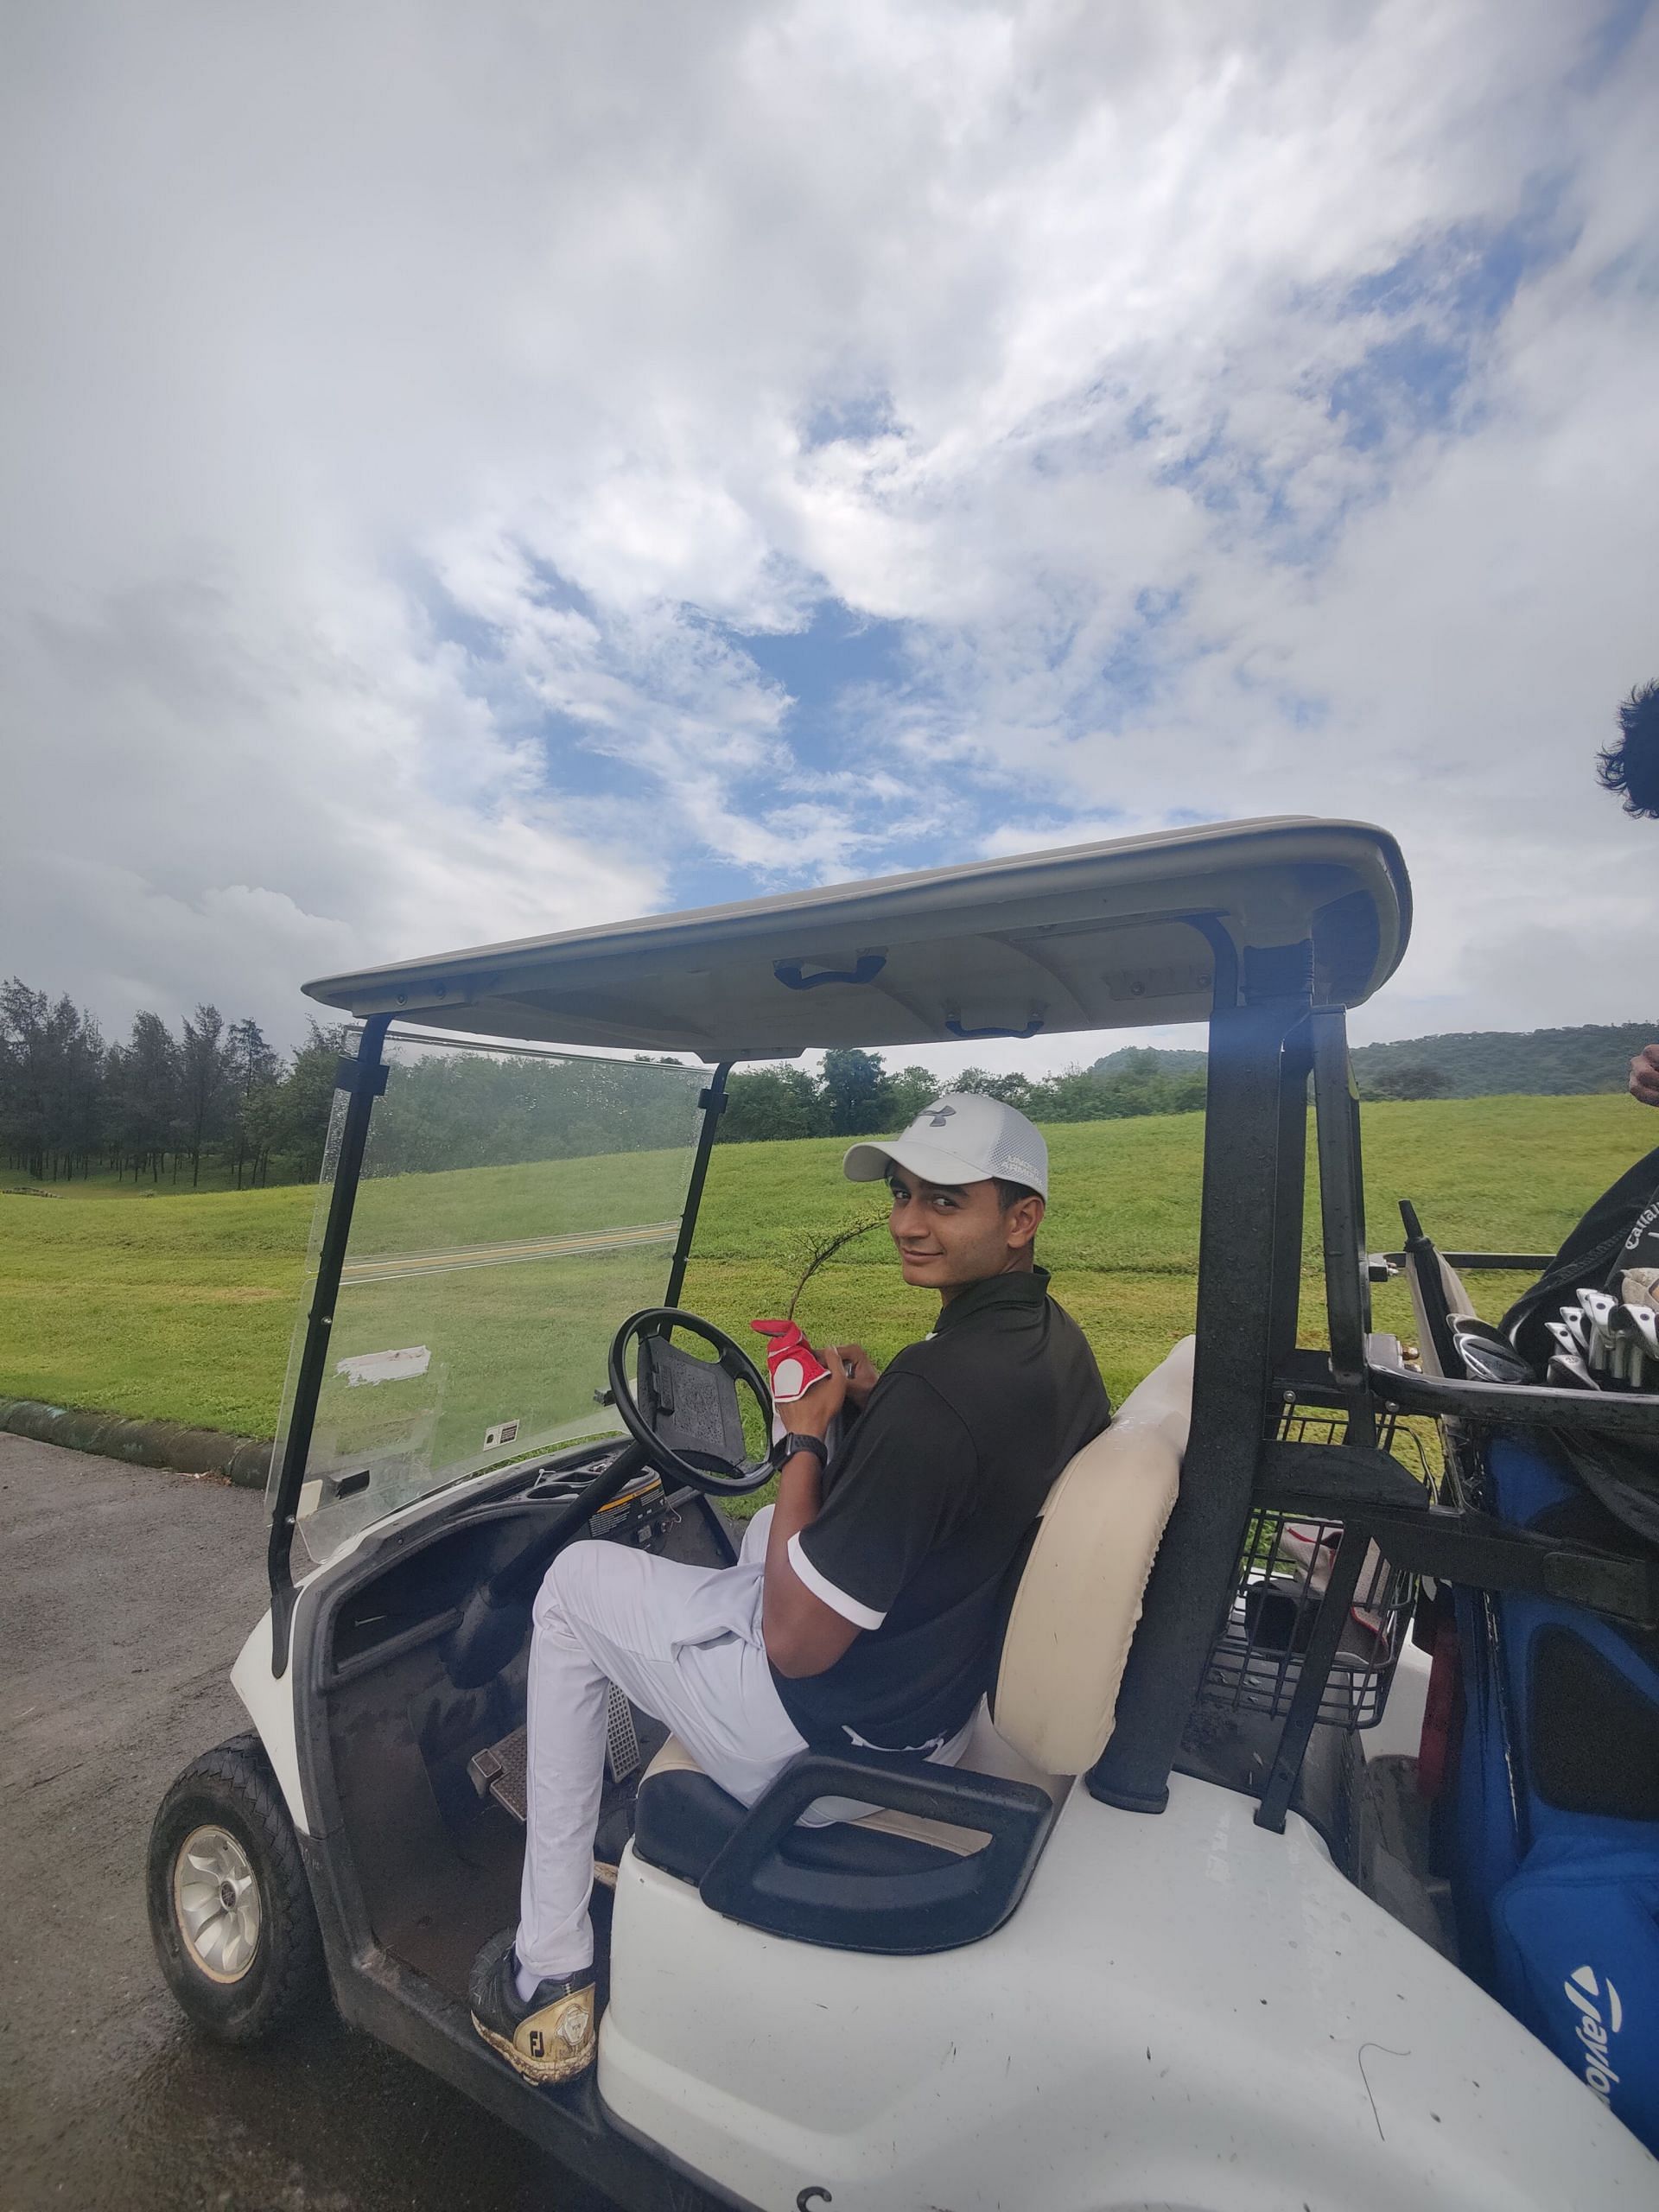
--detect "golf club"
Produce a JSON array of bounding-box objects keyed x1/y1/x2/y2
[
  {"x1": 1621, "y1": 1301, "x2": 1659, "y2": 1390},
  {"x1": 1558, "y1": 1307, "x2": 1593, "y2": 1359},
  {"x1": 1447, "y1": 1315, "x2": 1535, "y2": 1385},
  {"x1": 1544, "y1": 1318, "x2": 1578, "y2": 1361},
  {"x1": 1578, "y1": 1287, "x2": 1620, "y2": 1378},
  {"x1": 1546, "y1": 1346, "x2": 1599, "y2": 1390}
]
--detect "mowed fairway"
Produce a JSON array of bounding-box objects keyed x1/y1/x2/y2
[{"x1": 1, "y1": 1093, "x2": 1652, "y2": 1440}]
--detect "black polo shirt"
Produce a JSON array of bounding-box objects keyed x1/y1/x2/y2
[{"x1": 772, "y1": 1267, "x2": 1111, "y2": 1753}]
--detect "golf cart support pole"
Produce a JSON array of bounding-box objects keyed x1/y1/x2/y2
[
  {"x1": 664, "y1": 1061, "x2": 731, "y2": 1309},
  {"x1": 266, "y1": 1014, "x2": 391, "y2": 1676},
  {"x1": 1309, "y1": 1007, "x2": 1377, "y2": 1443},
  {"x1": 1090, "y1": 942, "x2": 1314, "y2": 1814}
]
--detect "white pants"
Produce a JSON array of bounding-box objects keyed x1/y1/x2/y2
[{"x1": 515, "y1": 1505, "x2": 968, "y2": 1980}]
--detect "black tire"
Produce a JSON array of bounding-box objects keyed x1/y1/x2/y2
[{"x1": 147, "y1": 1731, "x2": 327, "y2": 2044}]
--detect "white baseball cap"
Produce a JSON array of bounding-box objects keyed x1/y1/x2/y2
[{"x1": 842, "y1": 1091, "x2": 1049, "y2": 1200}]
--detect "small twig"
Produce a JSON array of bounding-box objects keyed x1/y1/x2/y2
[{"x1": 784, "y1": 1210, "x2": 887, "y2": 1321}]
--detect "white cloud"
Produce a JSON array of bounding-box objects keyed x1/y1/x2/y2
[{"x1": 1, "y1": 0, "x2": 1655, "y2": 1056}]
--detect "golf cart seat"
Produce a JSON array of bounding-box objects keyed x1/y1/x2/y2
[{"x1": 631, "y1": 1337, "x2": 1190, "y2": 1952}]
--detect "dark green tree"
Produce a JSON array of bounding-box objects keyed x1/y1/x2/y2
[
  {"x1": 178, "y1": 1004, "x2": 233, "y2": 1186},
  {"x1": 117, "y1": 1011, "x2": 182, "y2": 1180},
  {"x1": 0, "y1": 982, "x2": 105, "y2": 1179},
  {"x1": 883, "y1": 1065, "x2": 942, "y2": 1125},
  {"x1": 950, "y1": 1066, "x2": 1038, "y2": 1111},
  {"x1": 721, "y1": 1065, "x2": 830, "y2": 1143},
  {"x1": 267, "y1": 1022, "x2": 350, "y2": 1181},
  {"x1": 819, "y1": 1048, "x2": 891, "y2": 1136},
  {"x1": 226, "y1": 1017, "x2": 281, "y2": 1186},
  {"x1": 1366, "y1": 1062, "x2": 1453, "y2": 1101}
]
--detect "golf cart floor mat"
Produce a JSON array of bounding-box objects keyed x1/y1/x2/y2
[
  {"x1": 374, "y1": 1803, "x2": 620, "y2": 2013},
  {"x1": 470, "y1": 1687, "x2": 643, "y2": 1824}
]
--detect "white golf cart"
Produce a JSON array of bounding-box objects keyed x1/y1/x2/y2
[{"x1": 148, "y1": 818, "x2": 1659, "y2": 2209}]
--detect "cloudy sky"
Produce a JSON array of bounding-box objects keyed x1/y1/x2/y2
[{"x1": 3, "y1": 0, "x2": 1656, "y2": 1068}]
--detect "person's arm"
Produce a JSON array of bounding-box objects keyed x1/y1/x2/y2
[
  {"x1": 763, "y1": 1369, "x2": 975, "y2": 1681},
  {"x1": 762, "y1": 1356, "x2": 858, "y2": 1678}
]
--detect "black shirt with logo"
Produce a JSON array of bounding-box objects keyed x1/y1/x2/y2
[{"x1": 772, "y1": 1268, "x2": 1111, "y2": 1753}]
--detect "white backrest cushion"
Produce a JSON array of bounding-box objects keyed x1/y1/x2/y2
[{"x1": 991, "y1": 1336, "x2": 1190, "y2": 1776}]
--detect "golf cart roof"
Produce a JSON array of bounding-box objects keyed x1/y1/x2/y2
[{"x1": 303, "y1": 816, "x2": 1410, "y2": 1058}]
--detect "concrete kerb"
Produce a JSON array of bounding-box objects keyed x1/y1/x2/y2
[{"x1": 0, "y1": 1396, "x2": 273, "y2": 1488}]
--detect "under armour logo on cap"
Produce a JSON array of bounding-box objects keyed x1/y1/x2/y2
[{"x1": 841, "y1": 1088, "x2": 1049, "y2": 1199}]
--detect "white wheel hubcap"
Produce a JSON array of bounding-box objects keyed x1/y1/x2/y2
[{"x1": 174, "y1": 1824, "x2": 262, "y2": 1984}]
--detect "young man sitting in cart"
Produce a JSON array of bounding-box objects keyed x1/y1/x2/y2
[{"x1": 469, "y1": 1091, "x2": 1112, "y2": 2083}]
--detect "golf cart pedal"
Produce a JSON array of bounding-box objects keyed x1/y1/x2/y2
[
  {"x1": 605, "y1": 1681, "x2": 642, "y2": 1783},
  {"x1": 469, "y1": 1686, "x2": 641, "y2": 1825},
  {"x1": 469, "y1": 1728, "x2": 530, "y2": 1824}
]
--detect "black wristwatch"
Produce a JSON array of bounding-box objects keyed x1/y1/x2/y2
[{"x1": 774, "y1": 1432, "x2": 829, "y2": 1468}]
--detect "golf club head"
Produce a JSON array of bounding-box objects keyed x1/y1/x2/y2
[
  {"x1": 1547, "y1": 1347, "x2": 1599, "y2": 1391},
  {"x1": 1560, "y1": 1305, "x2": 1594, "y2": 1357},
  {"x1": 1622, "y1": 1302, "x2": 1659, "y2": 1391},
  {"x1": 1545, "y1": 1318, "x2": 1578, "y2": 1359},
  {"x1": 1459, "y1": 1338, "x2": 1535, "y2": 1384},
  {"x1": 1610, "y1": 1309, "x2": 1654, "y2": 1380},
  {"x1": 1605, "y1": 1302, "x2": 1643, "y2": 1387},
  {"x1": 1447, "y1": 1315, "x2": 1535, "y2": 1384},
  {"x1": 1577, "y1": 1287, "x2": 1619, "y2": 1374}
]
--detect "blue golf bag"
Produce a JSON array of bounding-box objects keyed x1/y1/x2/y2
[{"x1": 1448, "y1": 1429, "x2": 1659, "y2": 2152}]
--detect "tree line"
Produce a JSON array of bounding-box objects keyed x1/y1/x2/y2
[
  {"x1": 0, "y1": 979, "x2": 346, "y2": 1186},
  {"x1": 16, "y1": 972, "x2": 1631, "y2": 1185},
  {"x1": 719, "y1": 1047, "x2": 1207, "y2": 1143}
]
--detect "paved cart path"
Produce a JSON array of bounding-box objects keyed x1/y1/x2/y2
[{"x1": 0, "y1": 1433, "x2": 613, "y2": 2212}]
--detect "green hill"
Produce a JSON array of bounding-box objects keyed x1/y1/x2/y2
[
  {"x1": 1093, "y1": 1023, "x2": 1655, "y2": 1099},
  {"x1": 1351, "y1": 1024, "x2": 1654, "y2": 1097}
]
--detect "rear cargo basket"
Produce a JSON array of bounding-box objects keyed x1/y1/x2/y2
[{"x1": 1199, "y1": 1408, "x2": 1434, "y2": 1730}]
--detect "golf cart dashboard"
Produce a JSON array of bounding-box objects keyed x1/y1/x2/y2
[{"x1": 325, "y1": 1450, "x2": 675, "y2": 1680}]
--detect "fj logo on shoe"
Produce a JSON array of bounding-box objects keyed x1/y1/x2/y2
[
  {"x1": 1563, "y1": 1964, "x2": 1624, "y2": 2103},
  {"x1": 528, "y1": 2030, "x2": 545, "y2": 2059}
]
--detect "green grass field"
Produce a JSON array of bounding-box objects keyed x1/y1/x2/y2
[{"x1": 1, "y1": 1093, "x2": 1651, "y2": 1445}]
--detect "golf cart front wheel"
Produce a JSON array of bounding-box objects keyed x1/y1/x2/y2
[{"x1": 147, "y1": 1732, "x2": 325, "y2": 2044}]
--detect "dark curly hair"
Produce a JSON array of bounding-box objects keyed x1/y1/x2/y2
[{"x1": 1597, "y1": 680, "x2": 1659, "y2": 818}]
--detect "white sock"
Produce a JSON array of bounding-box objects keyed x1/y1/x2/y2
[{"x1": 514, "y1": 1955, "x2": 546, "y2": 2005}]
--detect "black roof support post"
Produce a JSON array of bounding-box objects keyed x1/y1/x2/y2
[
  {"x1": 1310, "y1": 1007, "x2": 1376, "y2": 1444},
  {"x1": 267, "y1": 1014, "x2": 391, "y2": 1676},
  {"x1": 1268, "y1": 1014, "x2": 1312, "y2": 1374},
  {"x1": 1089, "y1": 941, "x2": 1314, "y2": 1814},
  {"x1": 664, "y1": 1063, "x2": 731, "y2": 1309}
]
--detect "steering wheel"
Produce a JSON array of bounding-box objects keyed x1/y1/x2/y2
[{"x1": 607, "y1": 1307, "x2": 776, "y2": 1497}]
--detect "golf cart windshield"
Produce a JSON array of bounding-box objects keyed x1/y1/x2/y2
[{"x1": 269, "y1": 1033, "x2": 709, "y2": 1563}]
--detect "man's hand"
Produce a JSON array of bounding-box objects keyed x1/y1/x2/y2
[
  {"x1": 781, "y1": 1350, "x2": 847, "y2": 1439},
  {"x1": 763, "y1": 1353, "x2": 861, "y2": 1678},
  {"x1": 1632, "y1": 1045, "x2": 1659, "y2": 1109},
  {"x1": 826, "y1": 1343, "x2": 879, "y2": 1411}
]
